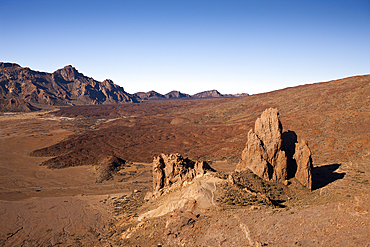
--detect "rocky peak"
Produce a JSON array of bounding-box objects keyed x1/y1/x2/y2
[
  {"x1": 100, "y1": 79, "x2": 117, "y2": 90},
  {"x1": 165, "y1": 90, "x2": 190, "y2": 99},
  {"x1": 102, "y1": 79, "x2": 114, "y2": 85},
  {"x1": 134, "y1": 90, "x2": 165, "y2": 101},
  {"x1": 146, "y1": 90, "x2": 163, "y2": 97},
  {"x1": 237, "y1": 108, "x2": 313, "y2": 189},
  {"x1": 192, "y1": 90, "x2": 223, "y2": 98},
  {"x1": 0, "y1": 62, "x2": 21, "y2": 70},
  {"x1": 53, "y1": 65, "x2": 81, "y2": 81}
]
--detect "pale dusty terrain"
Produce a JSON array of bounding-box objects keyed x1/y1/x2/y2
[
  {"x1": 0, "y1": 111, "x2": 151, "y2": 246},
  {"x1": 0, "y1": 110, "x2": 370, "y2": 246}
]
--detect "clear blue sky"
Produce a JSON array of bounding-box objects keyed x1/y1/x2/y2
[{"x1": 1, "y1": 0, "x2": 369, "y2": 95}]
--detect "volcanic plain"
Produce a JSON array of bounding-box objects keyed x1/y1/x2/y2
[{"x1": 0, "y1": 75, "x2": 370, "y2": 246}]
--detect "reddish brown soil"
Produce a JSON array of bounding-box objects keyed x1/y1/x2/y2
[{"x1": 31, "y1": 74, "x2": 370, "y2": 169}]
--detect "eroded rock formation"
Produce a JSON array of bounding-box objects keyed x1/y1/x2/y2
[
  {"x1": 237, "y1": 108, "x2": 313, "y2": 189},
  {"x1": 150, "y1": 153, "x2": 215, "y2": 198}
]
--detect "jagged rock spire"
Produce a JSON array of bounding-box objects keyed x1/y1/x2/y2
[{"x1": 237, "y1": 108, "x2": 313, "y2": 189}]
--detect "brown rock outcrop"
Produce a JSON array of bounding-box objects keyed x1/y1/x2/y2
[
  {"x1": 237, "y1": 108, "x2": 313, "y2": 189},
  {"x1": 151, "y1": 153, "x2": 215, "y2": 197}
]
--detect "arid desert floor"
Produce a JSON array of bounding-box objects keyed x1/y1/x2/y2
[{"x1": 1, "y1": 105, "x2": 369, "y2": 246}]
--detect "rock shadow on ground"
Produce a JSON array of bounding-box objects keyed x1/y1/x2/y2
[{"x1": 312, "y1": 163, "x2": 345, "y2": 190}]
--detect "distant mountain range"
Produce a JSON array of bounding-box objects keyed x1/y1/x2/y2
[
  {"x1": 133, "y1": 90, "x2": 248, "y2": 101},
  {"x1": 0, "y1": 62, "x2": 248, "y2": 111},
  {"x1": 134, "y1": 90, "x2": 191, "y2": 101}
]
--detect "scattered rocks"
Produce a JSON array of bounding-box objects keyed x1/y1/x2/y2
[
  {"x1": 237, "y1": 108, "x2": 313, "y2": 189},
  {"x1": 111, "y1": 191, "x2": 148, "y2": 217}
]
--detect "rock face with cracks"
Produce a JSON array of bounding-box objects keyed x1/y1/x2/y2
[
  {"x1": 294, "y1": 139, "x2": 313, "y2": 189},
  {"x1": 237, "y1": 108, "x2": 313, "y2": 189},
  {"x1": 150, "y1": 153, "x2": 215, "y2": 198}
]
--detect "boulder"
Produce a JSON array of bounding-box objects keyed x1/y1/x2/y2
[{"x1": 237, "y1": 108, "x2": 313, "y2": 189}]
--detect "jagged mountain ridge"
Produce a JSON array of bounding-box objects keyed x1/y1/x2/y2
[
  {"x1": 0, "y1": 63, "x2": 248, "y2": 110},
  {"x1": 0, "y1": 62, "x2": 137, "y2": 107}
]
